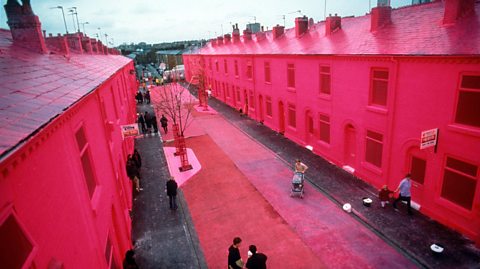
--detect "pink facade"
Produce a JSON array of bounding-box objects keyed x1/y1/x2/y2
[
  {"x1": 0, "y1": 2, "x2": 137, "y2": 268},
  {"x1": 184, "y1": 1, "x2": 480, "y2": 245}
]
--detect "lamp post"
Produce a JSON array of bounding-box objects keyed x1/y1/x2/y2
[
  {"x1": 68, "y1": 8, "x2": 77, "y2": 32},
  {"x1": 69, "y1": 7, "x2": 80, "y2": 33},
  {"x1": 80, "y1": 21, "x2": 89, "y2": 35},
  {"x1": 51, "y1": 6, "x2": 68, "y2": 34}
]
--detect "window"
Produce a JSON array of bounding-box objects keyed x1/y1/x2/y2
[
  {"x1": 288, "y1": 104, "x2": 296, "y2": 128},
  {"x1": 319, "y1": 66, "x2": 331, "y2": 95},
  {"x1": 441, "y1": 157, "x2": 478, "y2": 210},
  {"x1": 224, "y1": 59, "x2": 228, "y2": 74},
  {"x1": 236, "y1": 87, "x2": 241, "y2": 102},
  {"x1": 0, "y1": 214, "x2": 35, "y2": 269},
  {"x1": 76, "y1": 126, "x2": 97, "y2": 199},
  {"x1": 370, "y1": 69, "x2": 389, "y2": 106},
  {"x1": 454, "y1": 75, "x2": 480, "y2": 127},
  {"x1": 226, "y1": 84, "x2": 230, "y2": 98},
  {"x1": 319, "y1": 114, "x2": 330, "y2": 143},
  {"x1": 234, "y1": 60, "x2": 239, "y2": 77},
  {"x1": 410, "y1": 156, "x2": 426, "y2": 184},
  {"x1": 365, "y1": 130, "x2": 383, "y2": 168},
  {"x1": 287, "y1": 64, "x2": 295, "y2": 88},
  {"x1": 265, "y1": 62, "x2": 271, "y2": 83},
  {"x1": 215, "y1": 61, "x2": 219, "y2": 72},
  {"x1": 246, "y1": 62, "x2": 253, "y2": 79},
  {"x1": 266, "y1": 96, "x2": 272, "y2": 117},
  {"x1": 209, "y1": 59, "x2": 212, "y2": 70},
  {"x1": 110, "y1": 87, "x2": 119, "y2": 119}
]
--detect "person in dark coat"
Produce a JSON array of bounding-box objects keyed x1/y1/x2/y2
[
  {"x1": 135, "y1": 91, "x2": 143, "y2": 104},
  {"x1": 160, "y1": 114, "x2": 168, "y2": 134},
  {"x1": 137, "y1": 113, "x2": 146, "y2": 134},
  {"x1": 132, "y1": 149, "x2": 142, "y2": 170},
  {"x1": 166, "y1": 177, "x2": 178, "y2": 210},
  {"x1": 144, "y1": 111, "x2": 152, "y2": 133},
  {"x1": 126, "y1": 155, "x2": 141, "y2": 192},
  {"x1": 144, "y1": 90, "x2": 151, "y2": 104},
  {"x1": 123, "y1": 249, "x2": 139, "y2": 269},
  {"x1": 228, "y1": 237, "x2": 243, "y2": 269},
  {"x1": 151, "y1": 114, "x2": 158, "y2": 134},
  {"x1": 246, "y1": 245, "x2": 267, "y2": 269}
]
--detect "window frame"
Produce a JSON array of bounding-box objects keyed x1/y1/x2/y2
[
  {"x1": 440, "y1": 155, "x2": 478, "y2": 211},
  {"x1": 287, "y1": 63, "x2": 296, "y2": 89},
  {"x1": 453, "y1": 73, "x2": 480, "y2": 129},
  {"x1": 264, "y1": 61, "x2": 271, "y2": 84},
  {"x1": 265, "y1": 96, "x2": 272, "y2": 117},
  {"x1": 318, "y1": 113, "x2": 331, "y2": 144},
  {"x1": 319, "y1": 65, "x2": 331, "y2": 96},
  {"x1": 246, "y1": 61, "x2": 253, "y2": 80},
  {"x1": 365, "y1": 129, "x2": 384, "y2": 168},
  {"x1": 75, "y1": 124, "x2": 99, "y2": 200},
  {"x1": 287, "y1": 103, "x2": 296, "y2": 128},
  {"x1": 234, "y1": 60, "x2": 239, "y2": 78},
  {"x1": 224, "y1": 59, "x2": 228, "y2": 75},
  {"x1": 369, "y1": 68, "x2": 389, "y2": 108}
]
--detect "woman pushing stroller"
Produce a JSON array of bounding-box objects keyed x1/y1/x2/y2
[{"x1": 291, "y1": 159, "x2": 308, "y2": 198}]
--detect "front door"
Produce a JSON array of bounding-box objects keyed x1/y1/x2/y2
[{"x1": 344, "y1": 124, "x2": 356, "y2": 167}]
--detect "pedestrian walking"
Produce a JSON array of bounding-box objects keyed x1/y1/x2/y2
[
  {"x1": 144, "y1": 111, "x2": 152, "y2": 133},
  {"x1": 123, "y1": 249, "x2": 139, "y2": 269},
  {"x1": 393, "y1": 173, "x2": 413, "y2": 215},
  {"x1": 126, "y1": 155, "x2": 141, "y2": 192},
  {"x1": 137, "y1": 113, "x2": 146, "y2": 134},
  {"x1": 135, "y1": 91, "x2": 143, "y2": 104},
  {"x1": 151, "y1": 113, "x2": 158, "y2": 134},
  {"x1": 132, "y1": 149, "x2": 142, "y2": 170},
  {"x1": 228, "y1": 237, "x2": 243, "y2": 269},
  {"x1": 378, "y1": 185, "x2": 393, "y2": 208},
  {"x1": 144, "y1": 90, "x2": 151, "y2": 104},
  {"x1": 246, "y1": 245, "x2": 267, "y2": 269},
  {"x1": 166, "y1": 177, "x2": 178, "y2": 210},
  {"x1": 160, "y1": 114, "x2": 168, "y2": 134}
]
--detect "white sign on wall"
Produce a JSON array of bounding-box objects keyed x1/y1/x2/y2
[
  {"x1": 420, "y1": 128, "x2": 438, "y2": 149},
  {"x1": 121, "y1": 124, "x2": 139, "y2": 139}
]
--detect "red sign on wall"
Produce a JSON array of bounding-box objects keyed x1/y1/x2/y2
[
  {"x1": 420, "y1": 128, "x2": 438, "y2": 149},
  {"x1": 121, "y1": 124, "x2": 139, "y2": 139}
]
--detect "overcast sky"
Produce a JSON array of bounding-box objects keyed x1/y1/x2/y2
[{"x1": 0, "y1": 0, "x2": 412, "y2": 45}]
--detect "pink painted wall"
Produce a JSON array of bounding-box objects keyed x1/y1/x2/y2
[
  {"x1": 0, "y1": 63, "x2": 137, "y2": 268},
  {"x1": 184, "y1": 53, "x2": 480, "y2": 245}
]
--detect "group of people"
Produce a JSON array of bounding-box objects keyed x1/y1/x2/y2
[
  {"x1": 136, "y1": 89, "x2": 151, "y2": 104},
  {"x1": 126, "y1": 149, "x2": 142, "y2": 192},
  {"x1": 379, "y1": 173, "x2": 413, "y2": 215},
  {"x1": 228, "y1": 237, "x2": 267, "y2": 269},
  {"x1": 137, "y1": 111, "x2": 158, "y2": 134}
]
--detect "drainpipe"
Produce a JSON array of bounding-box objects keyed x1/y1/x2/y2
[
  {"x1": 385, "y1": 56, "x2": 399, "y2": 189},
  {"x1": 251, "y1": 55, "x2": 257, "y2": 121}
]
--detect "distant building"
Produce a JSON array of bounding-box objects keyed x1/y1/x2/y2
[
  {"x1": 184, "y1": 0, "x2": 480, "y2": 246},
  {"x1": 412, "y1": 0, "x2": 432, "y2": 4},
  {"x1": 246, "y1": 23, "x2": 261, "y2": 33},
  {"x1": 156, "y1": 50, "x2": 184, "y2": 70},
  {"x1": 0, "y1": 1, "x2": 137, "y2": 268}
]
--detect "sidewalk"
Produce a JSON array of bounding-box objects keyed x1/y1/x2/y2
[
  {"x1": 131, "y1": 101, "x2": 207, "y2": 269},
  {"x1": 192, "y1": 88, "x2": 480, "y2": 268}
]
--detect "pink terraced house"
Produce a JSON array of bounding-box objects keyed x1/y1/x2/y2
[
  {"x1": 184, "y1": 0, "x2": 480, "y2": 245},
  {"x1": 0, "y1": 1, "x2": 137, "y2": 268}
]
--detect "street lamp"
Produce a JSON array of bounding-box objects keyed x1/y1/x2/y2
[
  {"x1": 67, "y1": 8, "x2": 76, "y2": 32},
  {"x1": 50, "y1": 6, "x2": 68, "y2": 34},
  {"x1": 68, "y1": 7, "x2": 80, "y2": 33},
  {"x1": 80, "y1": 21, "x2": 89, "y2": 35}
]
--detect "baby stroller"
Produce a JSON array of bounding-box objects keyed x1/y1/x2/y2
[{"x1": 290, "y1": 172, "x2": 304, "y2": 198}]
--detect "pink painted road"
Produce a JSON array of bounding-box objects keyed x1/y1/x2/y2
[{"x1": 152, "y1": 86, "x2": 416, "y2": 268}]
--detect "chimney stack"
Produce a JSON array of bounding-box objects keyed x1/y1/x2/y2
[
  {"x1": 45, "y1": 33, "x2": 69, "y2": 55},
  {"x1": 232, "y1": 24, "x2": 240, "y2": 43},
  {"x1": 325, "y1": 14, "x2": 341, "y2": 36},
  {"x1": 216, "y1": 36, "x2": 224, "y2": 45},
  {"x1": 211, "y1": 38, "x2": 217, "y2": 47},
  {"x1": 443, "y1": 0, "x2": 475, "y2": 24},
  {"x1": 4, "y1": 0, "x2": 47, "y2": 53},
  {"x1": 370, "y1": 5, "x2": 392, "y2": 32},
  {"x1": 272, "y1": 24, "x2": 285, "y2": 39},
  {"x1": 255, "y1": 26, "x2": 266, "y2": 41},
  {"x1": 224, "y1": 33, "x2": 231, "y2": 43},
  {"x1": 243, "y1": 29, "x2": 252, "y2": 41},
  {"x1": 295, "y1": 16, "x2": 309, "y2": 37}
]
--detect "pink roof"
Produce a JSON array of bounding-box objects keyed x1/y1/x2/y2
[
  {"x1": 0, "y1": 29, "x2": 131, "y2": 158},
  {"x1": 196, "y1": 2, "x2": 480, "y2": 56}
]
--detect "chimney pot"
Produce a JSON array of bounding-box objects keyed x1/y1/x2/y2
[{"x1": 272, "y1": 25, "x2": 285, "y2": 39}]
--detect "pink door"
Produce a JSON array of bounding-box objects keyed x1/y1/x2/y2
[
  {"x1": 344, "y1": 124, "x2": 356, "y2": 167},
  {"x1": 278, "y1": 101, "x2": 285, "y2": 134}
]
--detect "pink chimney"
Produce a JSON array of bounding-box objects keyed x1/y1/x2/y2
[
  {"x1": 325, "y1": 14, "x2": 341, "y2": 36},
  {"x1": 443, "y1": 0, "x2": 475, "y2": 24},
  {"x1": 295, "y1": 16, "x2": 309, "y2": 37},
  {"x1": 272, "y1": 24, "x2": 285, "y2": 39}
]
